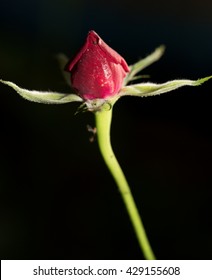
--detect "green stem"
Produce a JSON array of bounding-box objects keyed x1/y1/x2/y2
[{"x1": 95, "y1": 108, "x2": 156, "y2": 260}]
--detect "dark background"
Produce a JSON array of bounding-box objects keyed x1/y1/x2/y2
[{"x1": 0, "y1": 0, "x2": 212, "y2": 259}]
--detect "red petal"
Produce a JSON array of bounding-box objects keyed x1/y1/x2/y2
[{"x1": 65, "y1": 35, "x2": 90, "y2": 72}]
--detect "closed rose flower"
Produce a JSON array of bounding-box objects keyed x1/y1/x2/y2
[{"x1": 65, "y1": 30, "x2": 130, "y2": 100}]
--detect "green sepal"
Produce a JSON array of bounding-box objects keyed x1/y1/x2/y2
[
  {"x1": 124, "y1": 45, "x2": 165, "y2": 85},
  {"x1": 0, "y1": 79, "x2": 83, "y2": 104},
  {"x1": 120, "y1": 76, "x2": 212, "y2": 97},
  {"x1": 56, "y1": 53, "x2": 71, "y2": 87}
]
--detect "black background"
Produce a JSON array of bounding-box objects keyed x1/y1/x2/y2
[{"x1": 0, "y1": 0, "x2": 212, "y2": 259}]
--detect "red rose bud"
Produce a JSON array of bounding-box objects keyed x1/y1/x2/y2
[{"x1": 65, "y1": 30, "x2": 130, "y2": 100}]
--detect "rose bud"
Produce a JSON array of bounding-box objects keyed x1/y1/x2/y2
[{"x1": 65, "y1": 30, "x2": 130, "y2": 100}]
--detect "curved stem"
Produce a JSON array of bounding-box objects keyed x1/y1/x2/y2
[{"x1": 95, "y1": 108, "x2": 156, "y2": 260}]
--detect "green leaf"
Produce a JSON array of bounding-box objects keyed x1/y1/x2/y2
[
  {"x1": 0, "y1": 79, "x2": 83, "y2": 104},
  {"x1": 120, "y1": 76, "x2": 212, "y2": 97},
  {"x1": 124, "y1": 45, "x2": 165, "y2": 85}
]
